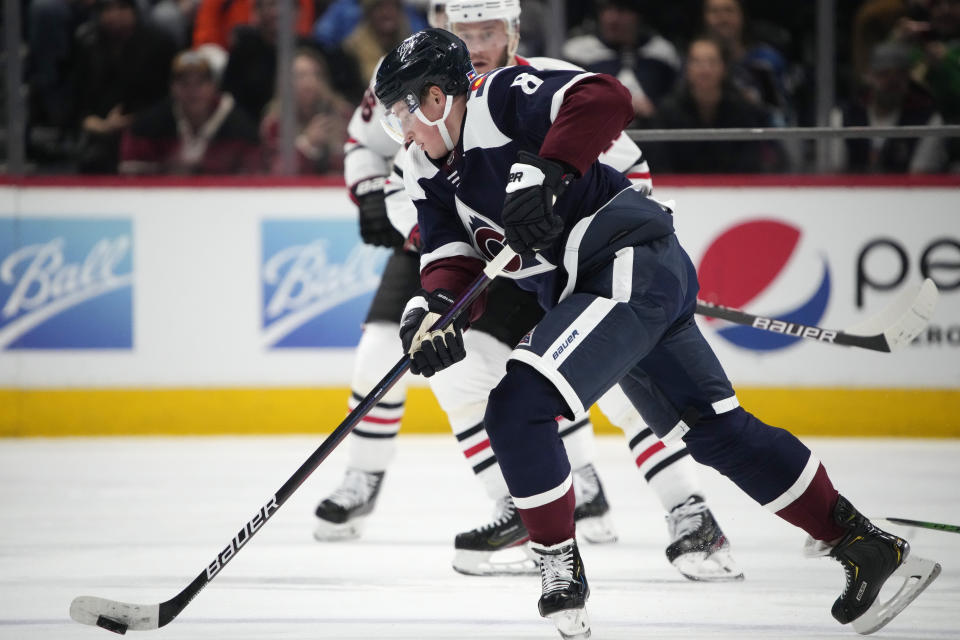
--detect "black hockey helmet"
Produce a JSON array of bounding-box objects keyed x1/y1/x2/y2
[{"x1": 374, "y1": 28, "x2": 475, "y2": 112}]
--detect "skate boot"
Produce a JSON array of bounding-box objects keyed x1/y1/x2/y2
[
  {"x1": 665, "y1": 495, "x2": 744, "y2": 582},
  {"x1": 452, "y1": 495, "x2": 538, "y2": 576},
  {"x1": 313, "y1": 469, "x2": 385, "y2": 541},
  {"x1": 532, "y1": 538, "x2": 591, "y2": 640},
  {"x1": 572, "y1": 464, "x2": 617, "y2": 544},
  {"x1": 823, "y1": 495, "x2": 940, "y2": 634}
]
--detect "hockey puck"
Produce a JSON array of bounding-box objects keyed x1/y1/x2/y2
[{"x1": 95, "y1": 615, "x2": 128, "y2": 635}]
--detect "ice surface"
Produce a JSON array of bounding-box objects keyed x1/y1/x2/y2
[{"x1": 1, "y1": 435, "x2": 957, "y2": 639}]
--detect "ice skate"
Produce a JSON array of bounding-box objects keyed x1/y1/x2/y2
[
  {"x1": 452, "y1": 495, "x2": 538, "y2": 575},
  {"x1": 665, "y1": 495, "x2": 744, "y2": 582},
  {"x1": 572, "y1": 464, "x2": 617, "y2": 544},
  {"x1": 532, "y1": 538, "x2": 591, "y2": 640},
  {"x1": 313, "y1": 469, "x2": 385, "y2": 541},
  {"x1": 822, "y1": 496, "x2": 940, "y2": 634}
]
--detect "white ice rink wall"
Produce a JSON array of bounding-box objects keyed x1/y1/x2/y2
[{"x1": 1, "y1": 176, "x2": 958, "y2": 437}]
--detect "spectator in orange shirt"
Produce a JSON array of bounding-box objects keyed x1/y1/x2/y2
[
  {"x1": 192, "y1": 0, "x2": 315, "y2": 50},
  {"x1": 221, "y1": 0, "x2": 320, "y2": 120}
]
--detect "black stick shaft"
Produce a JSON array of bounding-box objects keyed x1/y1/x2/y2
[
  {"x1": 694, "y1": 301, "x2": 890, "y2": 352},
  {"x1": 156, "y1": 264, "x2": 500, "y2": 626}
]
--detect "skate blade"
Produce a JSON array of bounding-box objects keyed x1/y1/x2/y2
[
  {"x1": 452, "y1": 547, "x2": 539, "y2": 576},
  {"x1": 313, "y1": 517, "x2": 366, "y2": 542},
  {"x1": 672, "y1": 548, "x2": 745, "y2": 582},
  {"x1": 576, "y1": 514, "x2": 618, "y2": 544},
  {"x1": 851, "y1": 553, "x2": 941, "y2": 635},
  {"x1": 547, "y1": 607, "x2": 591, "y2": 640}
]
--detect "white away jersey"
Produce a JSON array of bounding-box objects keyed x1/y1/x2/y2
[{"x1": 343, "y1": 59, "x2": 401, "y2": 187}]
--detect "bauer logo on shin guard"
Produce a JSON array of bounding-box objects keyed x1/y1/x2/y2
[
  {"x1": 552, "y1": 329, "x2": 579, "y2": 360},
  {"x1": 206, "y1": 496, "x2": 279, "y2": 580},
  {"x1": 751, "y1": 317, "x2": 837, "y2": 343}
]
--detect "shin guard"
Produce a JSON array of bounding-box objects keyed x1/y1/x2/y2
[{"x1": 682, "y1": 407, "x2": 845, "y2": 541}]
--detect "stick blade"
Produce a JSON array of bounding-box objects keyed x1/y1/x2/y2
[
  {"x1": 845, "y1": 278, "x2": 939, "y2": 351},
  {"x1": 70, "y1": 596, "x2": 160, "y2": 632}
]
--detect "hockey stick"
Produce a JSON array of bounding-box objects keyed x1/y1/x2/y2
[
  {"x1": 876, "y1": 517, "x2": 960, "y2": 535},
  {"x1": 695, "y1": 278, "x2": 939, "y2": 352},
  {"x1": 69, "y1": 246, "x2": 519, "y2": 635}
]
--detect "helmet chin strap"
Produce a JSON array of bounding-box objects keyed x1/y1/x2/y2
[{"x1": 415, "y1": 94, "x2": 457, "y2": 152}]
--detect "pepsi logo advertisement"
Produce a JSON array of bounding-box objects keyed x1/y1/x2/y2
[
  {"x1": 689, "y1": 207, "x2": 958, "y2": 357},
  {"x1": 698, "y1": 219, "x2": 831, "y2": 352},
  {"x1": 0, "y1": 218, "x2": 133, "y2": 350}
]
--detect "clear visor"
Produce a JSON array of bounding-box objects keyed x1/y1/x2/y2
[
  {"x1": 381, "y1": 93, "x2": 421, "y2": 144},
  {"x1": 381, "y1": 91, "x2": 454, "y2": 145}
]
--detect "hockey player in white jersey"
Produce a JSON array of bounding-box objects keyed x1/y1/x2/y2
[{"x1": 316, "y1": 0, "x2": 742, "y2": 582}]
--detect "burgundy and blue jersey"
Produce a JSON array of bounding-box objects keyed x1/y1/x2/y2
[{"x1": 405, "y1": 66, "x2": 672, "y2": 311}]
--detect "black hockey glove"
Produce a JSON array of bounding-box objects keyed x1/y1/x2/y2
[
  {"x1": 501, "y1": 151, "x2": 574, "y2": 255},
  {"x1": 399, "y1": 288, "x2": 467, "y2": 378},
  {"x1": 352, "y1": 176, "x2": 403, "y2": 248}
]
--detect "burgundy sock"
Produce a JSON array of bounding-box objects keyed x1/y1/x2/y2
[
  {"x1": 517, "y1": 485, "x2": 576, "y2": 546},
  {"x1": 776, "y1": 463, "x2": 846, "y2": 541}
]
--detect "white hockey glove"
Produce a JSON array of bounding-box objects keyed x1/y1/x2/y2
[
  {"x1": 352, "y1": 176, "x2": 403, "y2": 248},
  {"x1": 501, "y1": 151, "x2": 573, "y2": 255},
  {"x1": 399, "y1": 289, "x2": 467, "y2": 377}
]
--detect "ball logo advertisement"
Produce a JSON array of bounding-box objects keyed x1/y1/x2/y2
[
  {"x1": 0, "y1": 217, "x2": 133, "y2": 350},
  {"x1": 697, "y1": 219, "x2": 831, "y2": 352},
  {"x1": 261, "y1": 220, "x2": 388, "y2": 348}
]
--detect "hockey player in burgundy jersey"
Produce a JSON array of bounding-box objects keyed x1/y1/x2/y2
[
  {"x1": 319, "y1": 0, "x2": 742, "y2": 583},
  {"x1": 376, "y1": 28, "x2": 940, "y2": 639}
]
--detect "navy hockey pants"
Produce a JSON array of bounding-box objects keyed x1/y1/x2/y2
[{"x1": 485, "y1": 232, "x2": 841, "y2": 543}]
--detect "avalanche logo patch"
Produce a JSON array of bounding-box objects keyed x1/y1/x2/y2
[
  {"x1": 454, "y1": 197, "x2": 555, "y2": 280},
  {"x1": 698, "y1": 219, "x2": 831, "y2": 351},
  {"x1": 0, "y1": 217, "x2": 133, "y2": 350}
]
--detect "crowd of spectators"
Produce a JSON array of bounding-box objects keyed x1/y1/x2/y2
[{"x1": 13, "y1": 0, "x2": 960, "y2": 175}]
